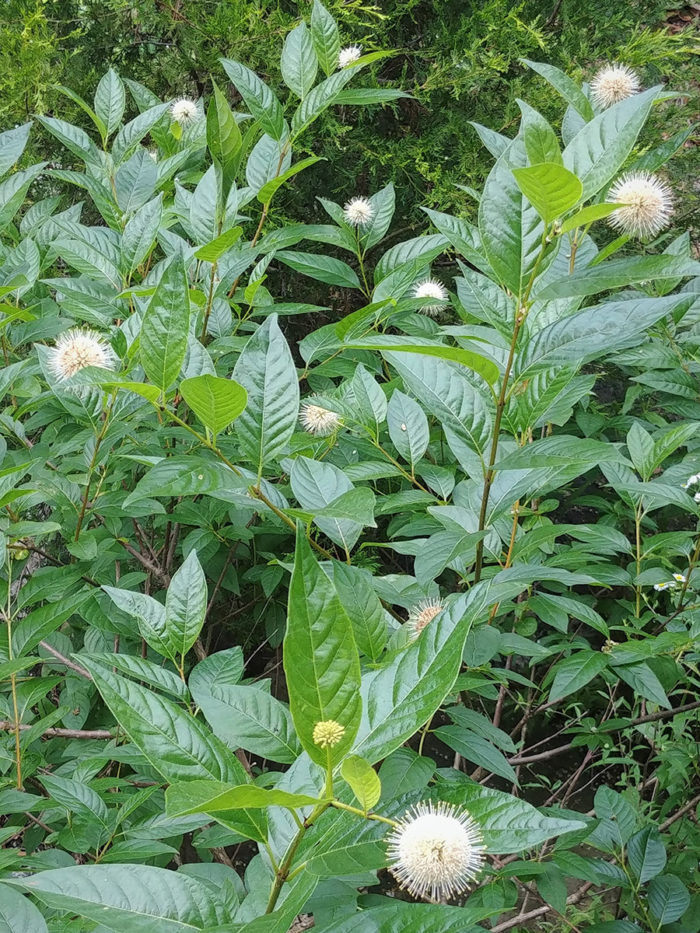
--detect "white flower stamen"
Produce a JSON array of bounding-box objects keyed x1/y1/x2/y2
[
  {"x1": 590, "y1": 64, "x2": 641, "y2": 109},
  {"x1": 407, "y1": 598, "x2": 444, "y2": 638},
  {"x1": 387, "y1": 800, "x2": 485, "y2": 901},
  {"x1": 338, "y1": 45, "x2": 362, "y2": 69},
  {"x1": 343, "y1": 196, "x2": 374, "y2": 227},
  {"x1": 300, "y1": 402, "x2": 341, "y2": 436},
  {"x1": 171, "y1": 98, "x2": 198, "y2": 124},
  {"x1": 413, "y1": 279, "x2": 449, "y2": 316},
  {"x1": 608, "y1": 172, "x2": 673, "y2": 239},
  {"x1": 47, "y1": 329, "x2": 116, "y2": 382}
]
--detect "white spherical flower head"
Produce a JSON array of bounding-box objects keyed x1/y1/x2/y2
[
  {"x1": 171, "y1": 98, "x2": 198, "y2": 124},
  {"x1": 608, "y1": 172, "x2": 673, "y2": 239},
  {"x1": 343, "y1": 196, "x2": 374, "y2": 227},
  {"x1": 591, "y1": 64, "x2": 641, "y2": 109},
  {"x1": 407, "y1": 598, "x2": 444, "y2": 637},
  {"x1": 413, "y1": 278, "x2": 448, "y2": 316},
  {"x1": 387, "y1": 800, "x2": 485, "y2": 901},
  {"x1": 338, "y1": 45, "x2": 362, "y2": 68},
  {"x1": 300, "y1": 402, "x2": 341, "y2": 436},
  {"x1": 47, "y1": 329, "x2": 116, "y2": 382}
]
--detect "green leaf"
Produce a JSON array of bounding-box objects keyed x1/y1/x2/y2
[
  {"x1": 512, "y1": 162, "x2": 582, "y2": 224},
  {"x1": 387, "y1": 388, "x2": 429, "y2": 471},
  {"x1": 563, "y1": 86, "x2": 659, "y2": 199},
  {"x1": 350, "y1": 337, "x2": 499, "y2": 385},
  {"x1": 140, "y1": 259, "x2": 191, "y2": 392},
  {"x1": 79, "y1": 657, "x2": 246, "y2": 784},
  {"x1": 627, "y1": 421, "x2": 655, "y2": 480},
  {"x1": 548, "y1": 651, "x2": 608, "y2": 702},
  {"x1": 318, "y1": 902, "x2": 489, "y2": 933},
  {"x1": 517, "y1": 295, "x2": 692, "y2": 380},
  {"x1": 291, "y1": 68, "x2": 356, "y2": 138},
  {"x1": 316, "y1": 487, "x2": 376, "y2": 527},
  {"x1": 341, "y1": 756, "x2": 381, "y2": 812},
  {"x1": 94, "y1": 68, "x2": 126, "y2": 137},
  {"x1": 613, "y1": 661, "x2": 670, "y2": 709},
  {"x1": 439, "y1": 784, "x2": 586, "y2": 854},
  {"x1": 281, "y1": 22, "x2": 318, "y2": 98},
  {"x1": 232, "y1": 314, "x2": 300, "y2": 472},
  {"x1": 290, "y1": 456, "x2": 362, "y2": 552},
  {"x1": 331, "y1": 563, "x2": 387, "y2": 663},
  {"x1": 165, "y1": 550, "x2": 207, "y2": 661},
  {"x1": 519, "y1": 100, "x2": 562, "y2": 165},
  {"x1": 539, "y1": 255, "x2": 700, "y2": 299},
  {"x1": 304, "y1": 840, "x2": 386, "y2": 878},
  {"x1": 627, "y1": 827, "x2": 667, "y2": 883},
  {"x1": 277, "y1": 250, "x2": 360, "y2": 289},
  {"x1": 166, "y1": 781, "x2": 319, "y2": 817},
  {"x1": 353, "y1": 585, "x2": 494, "y2": 764},
  {"x1": 478, "y1": 140, "x2": 543, "y2": 296},
  {"x1": 0, "y1": 882, "x2": 49, "y2": 933},
  {"x1": 180, "y1": 374, "x2": 247, "y2": 435},
  {"x1": 12, "y1": 865, "x2": 229, "y2": 932},
  {"x1": 191, "y1": 681, "x2": 301, "y2": 764},
  {"x1": 207, "y1": 81, "x2": 242, "y2": 196},
  {"x1": 0, "y1": 123, "x2": 32, "y2": 179},
  {"x1": 115, "y1": 148, "x2": 157, "y2": 214},
  {"x1": 433, "y1": 726, "x2": 518, "y2": 783},
  {"x1": 648, "y1": 875, "x2": 690, "y2": 925},
  {"x1": 121, "y1": 193, "x2": 164, "y2": 275},
  {"x1": 559, "y1": 202, "x2": 620, "y2": 234},
  {"x1": 220, "y1": 59, "x2": 285, "y2": 141},
  {"x1": 310, "y1": 0, "x2": 340, "y2": 77},
  {"x1": 521, "y1": 59, "x2": 594, "y2": 121},
  {"x1": 194, "y1": 226, "x2": 242, "y2": 263},
  {"x1": 284, "y1": 526, "x2": 361, "y2": 767},
  {"x1": 257, "y1": 156, "x2": 322, "y2": 205},
  {"x1": 113, "y1": 102, "x2": 171, "y2": 163}
]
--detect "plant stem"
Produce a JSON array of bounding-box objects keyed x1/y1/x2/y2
[
  {"x1": 264, "y1": 801, "x2": 330, "y2": 914},
  {"x1": 75, "y1": 390, "x2": 117, "y2": 542}
]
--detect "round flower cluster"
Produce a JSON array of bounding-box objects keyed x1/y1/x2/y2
[
  {"x1": 312, "y1": 720, "x2": 345, "y2": 749},
  {"x1": 47, "y1": 329, "x2": 116, "y2": 382},
  {"x1": 343, "y1": 196, "x2": 374, "y2": 227},
  {"x1": 171, "y1": 98, "x2": 198, "y2": 124},
  {"x1": 590, "y1": 64, "x2": 641, "y2": 109},
  {"x1": 338, "y1": 45, "x2": 362, "y2": 68},
  {"x1": 412, "y1": 279, "x2": 448, "y2": 316},
  {"x1": 386, "y1": 800, "x2": 485, "y2": 901},
  {"x1": 300, "y1": 402, "x2": 341, "y2": 436},
  {"x1": 608, "y1": 172, "x2": 673, "y2": 239},
  {"x1": 407, "y1": 598, "x2": 444, "y2": 638}
]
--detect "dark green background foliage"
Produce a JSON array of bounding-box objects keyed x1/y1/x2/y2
[{"x1": 4, "y1": 0, "x2": 698, "y2": 225}]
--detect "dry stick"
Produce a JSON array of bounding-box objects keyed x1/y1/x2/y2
[
  {"x1": 490, "y1": 882, "x2": 594, "y2": 933},
  {"x1": 38, "y1": 641, "x2": 91, "y2": 680},
  {"x1": 508, "y1": 700, "x2": 700, "y2": 766},
  {"x1": 0, "y1": 721, "x2": 112, "y2": 740},
  {"x1": 659, "y1": 792, "x2": 700, "y2": 831}
]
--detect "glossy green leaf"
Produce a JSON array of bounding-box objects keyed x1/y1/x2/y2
[
  {"x1": 220, "y1": 58, "x2": 285, "y2": 141},
  {"x1": 13, "y1": 865, "x2": 229, "y2": 932},
  {"x1": 547, "y1": 651, "x2": 608, "y2": 702},
  {"x1": 284, "y1": 526, "x2": 361, "y2": 766},
  {"x1": 281, "y1": 22, "x2": 318, "y2": 99},
  {"x1": 166, "y1": 781, "x2": 319, "y2": 817},
  {"x1": 0, "y1": 884, "x2": 49, "y2": 933},
  {"x1": 165, "y1": 550, "x2": 208, "y2": 660},
  {"x1": 140, "y1": 259, "x2": 191, "y2": 392},
  {"x1": 648, "y1": 875, "x2": 690, "y2": 924},
  {"x1": 180, "y1": 374, "x2": 247, "y2": 435},
  {"x1": 512, "y1": 162, "x2": 582, "y2": 224},
  {"x1": 94, "y1": 68, "x2": 126, "y2": 136},
  {"x1": 310, "y1": 0, "x2": 340, "y2": 77},
  {"x1": 232, "y1": 313, "x2": 300, "y2": 471},
  {"x1": 341, "y1": 756, "x2": 381, "y2": 812}
]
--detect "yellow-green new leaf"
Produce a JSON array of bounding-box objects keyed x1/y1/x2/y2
[
  {"x1": 341, "y1": 755, "x2": 381, "y2": 812},
  {"x1": 512, "y1": 162, "x2": 583, "y2": 224},
  {"x1": 180, "y1": 374, "x2": 247, "y2": 435}
]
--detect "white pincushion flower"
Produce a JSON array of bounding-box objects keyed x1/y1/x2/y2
[
  {"x1": 590, "y1": 64, "x2": 641, "y2": 109},
  {"x1": 300, "y1": 402, "x2": 341, "y2": 436},
  {"x1": 171, "y1": 98, "x2": 198, "y2": 124},
  {"x1": 338, "y1": 45, "x2": 362, "y2": 69},
  {"x1": 407, "y1": 598, "x2": 444, "y2": 637},
  {"x1": 387, "y1": 800, "x2": 485, "y2": 901},
  {"x1": 47, "y1": 329, "x2": 116, "y2": 382},
  {"x1": 343, "y1": 196, "x2": 374, "y2": 227},
  {"x1": 608, "y1": 172, "x2": 673, "y2": 239},
  {"x1": 413, "y1": 279, "x2": 449, "y2": 316}
]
